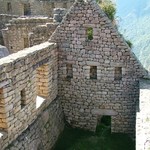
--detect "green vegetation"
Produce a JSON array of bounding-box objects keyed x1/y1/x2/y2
[
  {"x1": 87, "y1": 27, "x2": 93, "y2": 40},
  {"x1": 117, "y1": 0, "x2": 150, "y2": 70},
  {"x1": 126, "y1": 40, "x2": 133, "y2": 48},
  {"x1": 99, "y1": 0, "x2": 116, "y2": 21},
  {"x1": 54, "y1": 116, "x2": 135, "y2": 150}
]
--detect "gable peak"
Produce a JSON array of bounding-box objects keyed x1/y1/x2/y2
[{"x1": 76, "y1": 0, "x2": 96, "y2": 3}]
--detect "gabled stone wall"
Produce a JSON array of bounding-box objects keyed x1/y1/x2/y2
[{"x1": 50, "y1": 0, "x2": 146, "y2": 134}]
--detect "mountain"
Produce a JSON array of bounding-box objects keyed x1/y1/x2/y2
[{"x1": 115, "y1": 0, "x2": 150, "y2": 70}]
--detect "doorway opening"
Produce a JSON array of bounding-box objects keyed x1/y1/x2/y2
[
  {"x1": 96, "y1": 116, "x2": 111, "y2": 135},
  {"x1": 24, "y1": 3, "x2": 31, "y2": 16}
]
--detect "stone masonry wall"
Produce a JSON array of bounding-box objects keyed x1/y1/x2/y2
[
  {"x1": 0, "y1": 42, "x2": 61, "y2": 149},
  {"x1": 29, "y1": 23, "x2": 58, "y2": 46},
  {"x1": 2, "y1": 17, "x2": 52, "y2": 53},
  {"x1": 136, "y1": 79, "x2": 150, "y2": 150},
  {"x1": 50, "y1": 0, "x2": 146, "y2": 134},
  {"x1": 0, "y1": 0, "x2": 74, "y2": 17},
  {"x1": 4, "y1": 98, "x2": 64, "y2": 150},
  {"x1": 30, "y1": 0, "x2": 74, "y2": 17},
  {"x1": 29, "y1": 8, "x2": 67, "y2": 46},
  {"x1": 0, "y1": 0, "x2": 24, "y2": 16}
]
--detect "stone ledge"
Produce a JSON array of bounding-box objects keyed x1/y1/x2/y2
[{"x1": 0, "y1": 42, "x2": 57, "y2": 66}]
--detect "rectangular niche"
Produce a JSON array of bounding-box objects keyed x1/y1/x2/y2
[
  {"x1": 20, "y1": 89, "x2": 26, "y2": 109},
  {"x1": 24, "y1": 38, "x2": 29, "y2": 48},
  {"x1": 0, "y1": 88, "x2": 7, "y2": 130},
  {"x1": 114, "y1": 67, "x2": 122, "y2": 80},
  {"x1": 90, "y1": 66, "x2": 97, "y2": 79}
]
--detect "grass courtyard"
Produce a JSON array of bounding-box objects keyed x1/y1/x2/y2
[{"x1": 54, "y1": 117, "x2": 135, "y2": 150}]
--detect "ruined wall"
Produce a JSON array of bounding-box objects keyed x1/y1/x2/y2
[
  {"x1": 0, "y1": 14, "x2": 17, "y2": 45},
  {"x1": 2, "y1": 17, "x2": 52, "y2": 53},
  {"x1": 0, "y1": 0, "x2": 24, "y2": 16},
  {"x1": 50, "y1": 0, "x2": 146, "y2": 134},
  {"x1": 0, "y1": 42, "x2": 63, "y2": 150},
  {"x1": 29, "y1": 23, "x2": 58, "y2": 46},
  {"x1": 0, "y1": 0, "x2": 74, "y2": 17},
  {"x1": 29, "y1": 8, "x2": 67, "y2": 46},
  {"x1": 30, "y1": 0, "x2": 74, "y2": 17},
  {"x1": 136, "y1": 79, "x2": 150, "y2": 150}
]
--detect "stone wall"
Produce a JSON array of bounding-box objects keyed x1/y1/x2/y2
[
  {"x1": 0, "y1": 42, "x2": 62, "y2": 150},
  {"x1": 29, "y1": 8, "x2": 67, "y2": 46},
  {"x1": 2, "y1": 17, "x2": 52, "y2": 53},
  {"x1": 29, "y1": 0, "x2": 74, "y2": 17},
  {"x1": 4, "y1": 99, "x2": 64, "y2": 150},
  {"x1": 50, "y1": 0, "x2": 147, "y2": 134},
  {"x1": 0, "y1": 0, "x2": 24, "y2": 16},
  {"x1": 0, "y1": 14, "x2": 17, "y2": 45},
  {"x1": 0, "y1": 0, "x2": 74, "y2": 17},
  {"x1": 29, "y1": 23, "x2": 58, "y2": 46},
  {"x1": 136, "y1": 79, "x2": 150, "y2": 150}
]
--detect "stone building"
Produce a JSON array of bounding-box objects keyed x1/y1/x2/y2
[
  {"x1": 0, "y1": 0, "x2": 74, "y2": 17},
  {"x1": 50, "y1": 0, "x2": 147, "y2": 133},
  {"x1": 0, "y1": 0, "x2": 149, "y2": 150}
]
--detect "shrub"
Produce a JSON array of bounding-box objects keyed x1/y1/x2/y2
[
  {"x1": 100, "y1": 0, "x2": 116, "y2": 21},
  {"x1": 126, "y1": 40, "x2": 133, "y2": 48}
]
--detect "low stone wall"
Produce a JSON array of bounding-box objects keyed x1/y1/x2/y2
[
  {"x1": 0, "y1": 42, "x2": 60, "y2": 149},
  {"x1": 4, "y1": 98, "x2": 64, "y2": 150}
]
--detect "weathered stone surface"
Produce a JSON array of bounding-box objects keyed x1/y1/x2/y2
[
  {"x1": 50, "y1": 0, "x2": 147, "y2": 134},
  {"x1": 0, "y1": 0, "x2": 149, "y2": 150},
  {"x1": 136, "y1": 79, "x2": 150, "y2": 150}
]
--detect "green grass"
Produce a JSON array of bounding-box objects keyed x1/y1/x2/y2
[{"x1": 54, "y1": 117, "x2": 135, "y2": 150}]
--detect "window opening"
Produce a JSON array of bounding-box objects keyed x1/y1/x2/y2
[
  {"x1": 7, "y1": 2, "x2": 12, "y2": 12},
  {"x1": 24, "y1": 3, "x2": 31, "y2": 15},
  {"x1": 36, "y1": 64, "x2": 49, "y2": 109},
  {"x1": 51, "y1": 2, "x2": 55, "y2": 9},
  {"x1": 114, "y1": 67, "x2": 122, "y2": 80},
  {"x1": 24, "y1": 38, "x2": 28, "y2": 48},
  {"x1": 63, "y1": 2, "x2": 67, "y2": 8},
  {"x1": 90, "y1": 66, "x2": 97, "y2": 79},
  {"x1": 86, "y1": 27, "x2": 93, "y2": 40},
  {"x1": 66, "y1": 64, "x2": 73, "y2": 78},
  {"x1": 21, "y1": 89, "x2": 26, "y2": 109}
]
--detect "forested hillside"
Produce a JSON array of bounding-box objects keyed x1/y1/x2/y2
[{"x1": 116, "y1": 0, "x2": 150, "y2": 70}]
